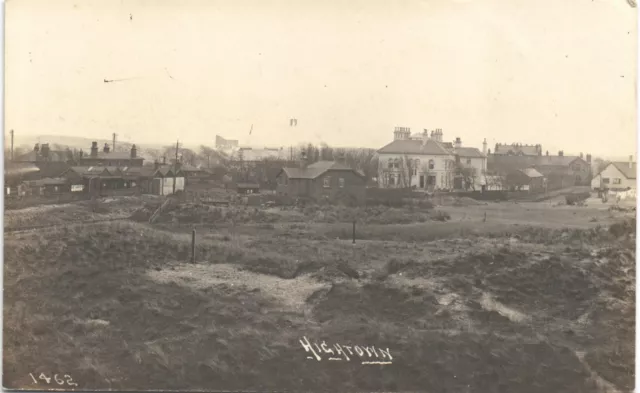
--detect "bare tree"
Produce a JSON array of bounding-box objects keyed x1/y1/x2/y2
[{"x1": 199, "y1": 145, "x2": 217, "y2": 168}]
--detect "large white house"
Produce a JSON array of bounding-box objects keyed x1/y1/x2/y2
[
  {"x1": 591, "y1": 157, "x2": 636, "y2": 191},
  {"x1": 377, "y1": 127, "x2": 487, "y2": 191}
]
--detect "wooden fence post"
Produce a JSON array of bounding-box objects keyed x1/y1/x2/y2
[
  {"x1": 352, "y1": 220, "x2": 356, "y2": 244},
  {"x1": 191, "y1": 229, "x2": 196, "y2": 263}
]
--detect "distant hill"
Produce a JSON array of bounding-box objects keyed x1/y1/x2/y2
[{"x1": 8, "y1": 134, "x2": 167, "y2": 151}]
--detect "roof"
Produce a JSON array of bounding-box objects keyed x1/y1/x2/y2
[
  {"x1": 377, "y1": 139, "x2": 453, "y2": 155},
  {"x1": 519, "y1": 168, "x2": 544, "y2": 178},
  {"x1": 454, "y1": 147, "x2": 485, "y2": 158},
  {"x1": 14, "y1": 150, "x2": 70, "y2": 162},
  {"x1": 66, "y1": 166, "x2": 118, "y2": 177},
  {"x1": 610, "y1": 162, "x2": 637, "y2": 179},
  {"x1": 5, "y1": 163, "x2": 40, "y2": 177},
  {"x1": 488, "y1": 155, "x2": 585, "y2": 174},
  {"x1": 534, "y1": 155, "x2": 582, "y2": 167},
  {"x1": 23, "y1": 177, "x2": 69, "y2": 186},
  {"x1": 280, "y1": 160, "x2": 365, "y2": 180},
  {"x1": 83, "y1": 152, "x2": 143, "y2": 160},
  {"x1": 6, "y1": 162, "x2": 71, "y2": 181},
  {"x1": 494, "y1": 144, "x2": 541, "y2": 156},
  {"x1": 180, "y1": 164, "x2": 203, "y2": 172}
]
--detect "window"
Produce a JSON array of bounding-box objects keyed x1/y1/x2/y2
[
  {"x1": 323, "y1": 176, "x2": 331, "y2": 188},
  {"x1": 414, "y1": 159, "x2": 420, "y2": 175},
  {"x1": 613, "y1": 178, "x2": 621, "y2": 185},
  {"x1": 388, "y1": 158, "x2": 393, "y2": 169},
  {"x1": 388, "y1": 174, "x2": 395, "y2": 185},
  {"x1": 466, "y1": 158, "x2": 471, "y2": 165},
  {"x1": 339, "y1": 178, "x2": 345, "y2": 188},
  {"x1": 603, "y1": 178, "x2": 610, "y2": 184},
  {"x1": 393, "y1": 158, "x2": 400, "y2": 169},
  {"x1": 428, "y1": 159, "x2": 435, "y2": 170}
]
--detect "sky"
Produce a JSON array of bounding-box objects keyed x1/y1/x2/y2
[{"x1": 5, "y1": 0, "x2": 638, "y2": 158}]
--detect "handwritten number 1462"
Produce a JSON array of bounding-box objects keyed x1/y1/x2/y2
[{"x1": 29, "y1": 373, "x2": 77, "y2": 387}]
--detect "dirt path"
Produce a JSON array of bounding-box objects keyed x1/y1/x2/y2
[{"x1": 147, "y1": 263, "x2": 330, "y2": 313}]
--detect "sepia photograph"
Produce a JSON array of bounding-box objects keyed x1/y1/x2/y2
[{"x1": 3, "y1": 0, "x2": 638, "y2": 392}]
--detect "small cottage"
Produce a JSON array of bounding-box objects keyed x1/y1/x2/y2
[{"x1": 275, "y1": 160, "x2": 367, "y2": 205}]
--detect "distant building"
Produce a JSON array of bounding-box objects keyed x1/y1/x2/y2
[
  {"x1": 493, "y1": 143, "x2": 543, "y2": 156},
  {"x1": 232, "y1": 147, "x2": 287, "y2": 162},
  {"x1": 505, "y1": 167, "x2": 546, "y2": 192},
  {"x1": 13, "y1": 143, "x2": 72, "y2": 163},
  {"x1": 236, "y1": 182, "x2": 261, "y2": 194},
  {"x1": 591, "y1": 157, "x2": 636, "y2": 191},
  {"x1": 276, "y1": 160, "x2": 367, "y2": 205},
  {"x1": 78, "y1": 142, "x2": 144, "y2": 167},
  {"x1": 487, "y1": 150, "x2": 591, "y2": 190},
  {"x1": 215, "y1": 135, "x2": 239, "y2": 150},
  {"x1": 376, "y1": 127, "x2": 487, "y2": 191}
]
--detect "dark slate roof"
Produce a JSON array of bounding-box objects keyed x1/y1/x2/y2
[
  {"x1": 86, "y1": 151, "x2": 142, "y2": 160},
  {"x1": 14, "y1": 150, "x2": 69, "y2": 162},
  {"x1": 24, "y1": 177, "x2": 69, "y2": 186},
  {"x1": 280, "y1": 161, "x2": 365, "y2": 180},
  {"x1": 534, "y1": 155, "x2": 582, "y2": 167},
  {"x1": 4, "y1": 163, "x2": 40, "y2": 179},
  {"x1": 8, "y1": 162, "x2": 72, "y2": 181},
  {"x1": 610, "y1": 162, "x2": 637, "y2": 179},
  {"x1": 66, "y1": 166, "x2": 123, "y2": 177},
  {"x1": 488, "y1": 155, "x2": 585, "y2": 174},
  {"x1": 454, "y1": 147, "x2": 485, "y2": 158},
  {"x1": 494, "y1": 144, "x2": 540, "y2": 156},
  {"x1": 378, "y1": 139, "x2": 485, "y2": 158},
  {"x1": 377, "y1": 139, "x2": 452, "y2": 155}
]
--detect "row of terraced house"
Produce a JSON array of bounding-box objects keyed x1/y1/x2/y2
[{"x1": 4, "y1": 141, "x2": 216, "y2": 199}]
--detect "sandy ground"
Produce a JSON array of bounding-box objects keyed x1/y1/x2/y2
[{"x1": 3, "y1": 196, "x2": 636, "y2": 392}]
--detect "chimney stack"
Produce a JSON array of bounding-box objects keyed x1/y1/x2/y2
[
  {"x1": 455, "y1": 137, "x2": 462, "y2": 149},
  {"x1": 393, "y1": 127, "x2": 411, "y2": 140},
  {"x1": 91, "y1": 141, "x2": 98, "y2": 157},
  {"x1": 558, "y1": 150, "x2": 563, "y2": 157},
  {"x1": 103, "y1": 143, "x2": 110, "y2": 153},
  {"x1": 34, "y1": 143, "x2": 40, "y2": 153},
  {"x1": 482, "y1": 138, "x2": 487, "y2": 155},
  {"x1": 163, "y1": 156, "x2": 167, "y2": 165},
  {"x1": 41, "y1": 144, "x2": 50, "y2": 159},
  {"x1": 79, "y1": 149, "x2": 84, "y2": 158},
  {"x1": 130, "y1": 144, "x2": 137, "y2": 158},
  {"x1": 154, "y1": 160, "x2": 160, "y2": 170},
  {"x1": 300, "y1": 150, "x2": 308, "y2": 169}
]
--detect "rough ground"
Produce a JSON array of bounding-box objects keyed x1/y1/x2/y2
[{"x1": 3, "y1": 195, "x2": 636, "y2": 392}]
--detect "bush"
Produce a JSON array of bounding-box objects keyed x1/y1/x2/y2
[{"x1": 431, "y1": 210, "x2": 451, "y2": 222}]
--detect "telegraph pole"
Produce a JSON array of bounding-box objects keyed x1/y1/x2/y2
[
  {"x1": 10, "y1": 129, "x2": 14, "y2": 161},
  {"x1": 173, "y1": 139, "x2": 179, "y2": 194}
]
